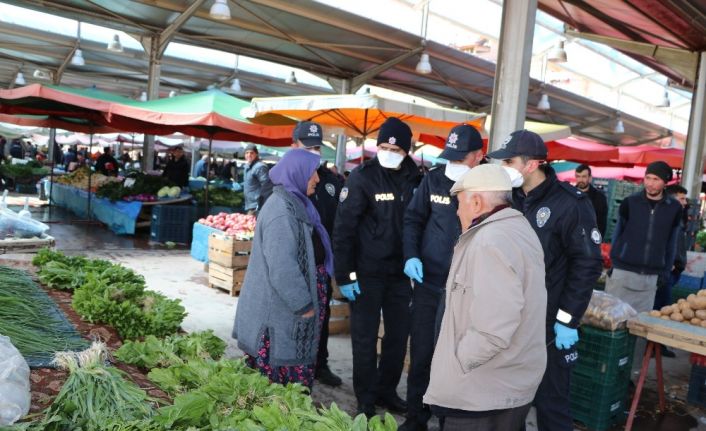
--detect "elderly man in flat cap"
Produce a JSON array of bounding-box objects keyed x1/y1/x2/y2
[{"x1": 424, "y1": 164, "x2": 547, "y2": 431}]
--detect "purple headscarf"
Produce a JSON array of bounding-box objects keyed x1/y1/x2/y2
[{"x1": 269, "y1": 149, "x2": 334, "y2": 276}]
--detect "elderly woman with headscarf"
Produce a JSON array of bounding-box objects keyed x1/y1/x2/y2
[{"x1": 232, "y1": 149, "x2": 334, "y2": 389}]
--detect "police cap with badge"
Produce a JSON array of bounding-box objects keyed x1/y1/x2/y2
[
  {"x1": 486, "y1": 129, "x2": 547, "y2": 161},
  {"x1": 292, "y1": 121, "x2": 323, "y2": 147},
  {"x1": 439, "y1": 124, "x2": 483, "y2": 161}
]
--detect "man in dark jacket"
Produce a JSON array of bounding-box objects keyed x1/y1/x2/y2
[
  {"x1": 488, "y1": 130, "x2": 602, "y2": 431},
  {"x1": 95, "y1": 147, "x2": 119, "y2": 176},
  {"x1": 291, "y1": 120, "x2": 345, "y2": 387},
  {"x1": 575, "y1": 164, "x2": 608, "y2": 236},
  {"x1": 161, "y1": 145, "x2": 189, "y2": 188},
  {"x1": 399, "y1": 124, "x2": 484, "y2": 431},
  {"x1": 607, "y1": 161, "x2": 682, "y2": 315},
  {"x1": 333, "y1": 117, "x2": 422, "y2": 418}
]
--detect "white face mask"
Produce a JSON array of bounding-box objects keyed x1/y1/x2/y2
[
  {"x1": 445, "y1": 162, "x2": 470, "y2": 182},
  {"x1": 503, "y1": 166, "x2": 524, "y2": 188},
  {"x1": 377, "y1": 149, "x2": 404, "y2": 169},
  {"x1": 307, "y1": 147, "x2": 321, "y2": 156}
]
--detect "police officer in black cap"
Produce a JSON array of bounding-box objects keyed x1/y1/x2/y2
[
  {"x1": 333, "y1": 117, "x2": 422, "y2": 418},
  {"x1": 291, "y1": 120, "x2": 345, "y2": 387},
  {"x1": 487, "y1": 130, "x2": 602, "y2": 431},
  {"x1": 399, "y1": 124, "x2": 485, "y2": 431}
]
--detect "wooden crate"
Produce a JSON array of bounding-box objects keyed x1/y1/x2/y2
[
  {"x1": 208, "y1": 261, "x2": 247, "y2": 296},
  {"x1": 0, "y1": 235, "x2": 55, "y2": 254},
  {"x1": 208, "y1": 233, "x2": 251, "y2": 268},
  {"x1": 328, "y1": 301, "x2": 350, "y2": 334}
]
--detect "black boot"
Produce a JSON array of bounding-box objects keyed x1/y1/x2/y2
[
  {"x1": 398, "y1": 418, "x2": 428, "y2": 431},
  {"x1": 315, "y1": 364, "x2": 343, "y2": 387},
  {"x1": 376, "y1": 394, "x2": 408, "y2": 414},
  {"x1": 356, "y1": 404, "x2": 376, "y2": 419}
]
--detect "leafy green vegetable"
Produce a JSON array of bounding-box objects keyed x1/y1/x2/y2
[
  {"x1": 96, "y1": 172, "x2": 175, "y2": 202},
  {"x1": 192, "y1": 188, "x2": 244, "y2": 208},
  {"x1": 115, "y1": 331, "x2": 226, "y2": 369}
]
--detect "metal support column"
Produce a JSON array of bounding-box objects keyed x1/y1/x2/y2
[
  {"x1": 683, "y1": 52, "x2": 706, "y2": 199},
  {"x1": 143, "y1": 36, "x2": 161, "y2": 172},
  {"x1": 488, "y1": 0, "x2": 538, "y2": 151},
  {"x1": 335, "y1": 79, "x2": 351, "y2": 174}
]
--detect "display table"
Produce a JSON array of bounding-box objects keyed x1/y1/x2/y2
[
  {"x1": 625, "y1": 314, "x2": 706, "y2": 430},
  {"x1": 50, "y1": 183, "x2": 190, "y2": 235}
]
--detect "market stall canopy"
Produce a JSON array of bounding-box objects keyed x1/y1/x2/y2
[
  {"x1": 0, "y1": 123, "x2": 35, "y2": 139},
  {"x1": 247, "y1": 93, "x2": 486, "y2": 139},
  {"x1": 613, "y1": 145, "x2": 685, "y2": 168},
  {"x1": 546, "y1": 137, "x2": 619, "y2": 163},
  {"x1": 107, "y1": 90, "x2": 294, "y2": 146},
  {"x1": 0, "y1": 113, "x2": 120, "y2": 134}
]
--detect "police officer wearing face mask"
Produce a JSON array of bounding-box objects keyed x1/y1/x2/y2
[
  {"x1": 333, "y1": 117, "x2": 423, "y2": 418},
  {"x1": 399, "y1": 124, "x2": 484, "y2": 431},
  {"x1": 487, "y1": 130, "x2": 602, "y2": 431},
  {"x1": 291, "y1": 121, "x2": 345, "y2": 387}
]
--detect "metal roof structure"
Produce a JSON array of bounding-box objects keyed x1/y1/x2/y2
[
  {"x1": 538, "y1": 0, "x2": 706, "y2": 88},
  {"x1": 0, "y1": 0, "x2": 684, "y2": 146}
]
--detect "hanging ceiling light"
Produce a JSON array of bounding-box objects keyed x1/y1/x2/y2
[
  {"x1": 168, "y1": 90, "x2": 177, "y2": 98},
  {"x1": 14, "y1": 71, "x2": 25, "y2": 86},
  {"x1": 139, "y1": 91, "x2": 148, "y2": 102},
  {"x1": 537, "y1": 93, "x2": 551, "y2": 111},
  {"x1": 548, "y1": 40, "x2": 567, "y2": 63},
  {"x1": 286, "y1": 71, "x2": 298, "y2": 85},
  {"x1": 230, "y1": 78, "x2": 242, "y2": 92},
  {"x1": 416, "y1": 52, "x2": 432, "y2": 74},
  {"x1": 209, "y1": 0, "x2": 231, "y2": 20},
  {"x1": 613, "y1": 117, "x2": 625, "y2": 134},
  {"x1": 657, "y1": 90, "x2": 670, "y2": 108},
  {"x1": 107, "y1": 34, "x2": 124, "y2": 53},
  {"x1": 33, "y1": 69, "x2": 51, "y2": 80},
  {"x1": 71, "y1": 48, "x2": 85, "y2": 66},
  {"x1": 72, "y1": 23, "x2": 85, "y2": 66}
]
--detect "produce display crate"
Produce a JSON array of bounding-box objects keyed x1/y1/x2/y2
[
  {"x1": 208, "y1": 261, "x2": 246, "y2": 296},
  {"x1": 571, "y1": 373, "x2": 629, "y2": 431},
  {"x1": 678, "y1": 274, "x2": 704, "y2": 290},
  {"x1": 573, "y1": 340, "x2": 634, "y2": 386},
  {"x1": 688, "y1": 364, "x2": 706, "y2": 408},
  {"x1": 0, "y1": 235, "x2": 55, "y2": 254},
  {"x1": 151, "y1": 205, "x2": 198, "y2": 225},
  {"x1": 150, "y1": 221, "x2": 191, "y2": 244},
  {"x1": 328, "y1": 300, "x2": 350, "y2": 335},
  {"x1": 577, "y1": 326, "x2": 636, "y2": 365},
  {"x1": 672, "y1": 284, "x2": 701, "y2": 303},
  {"x1": 207, "y1": 233, "x2": 251, "y2": 268}
]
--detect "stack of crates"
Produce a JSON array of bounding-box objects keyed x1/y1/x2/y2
[
  {"x1": 571, "y1": 326, "x2": 636, "y2": 431},
  {"x1": 603, "y1": 180, "x2": 643, "y2": 243},
  {"x1": 150, "y1": 205, "x2": 197, "y2": 244}
]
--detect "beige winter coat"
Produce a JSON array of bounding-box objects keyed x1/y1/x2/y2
[{"x1": 423, "y1": 207, "x2": 547, "y2": 412}]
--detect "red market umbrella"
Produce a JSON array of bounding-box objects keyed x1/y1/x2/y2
[{"x1": 546, "y1": 137, "x2": 619, "y2": 163}]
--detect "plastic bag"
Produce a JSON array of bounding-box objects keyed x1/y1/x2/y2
[
  {"x1": 581, "y1": 290, "x2": 637, "y2": 331},
  {"x1": 0, "y1": 207, "x2": 49, "y2": 239},
  {"x1": 0, "y1": 335, "x2": 30, "y2": 425}
]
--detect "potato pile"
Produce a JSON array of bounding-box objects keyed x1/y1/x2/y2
[{"x1": 649, "y1": 290, "x2": 706, "y2": 327}]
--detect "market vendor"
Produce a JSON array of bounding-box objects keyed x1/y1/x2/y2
[
  {"x1": 291, "y1": 120, "x2": 344, "y2": 388},
  {"x1": 95, "y1": 147, "x2": 119, "y2": 176},
  {"x1": 243, "y1": 144, "x2": 273, "y2": 214},
  {"x1": 162, "y1": 145, "x2": 189, "y2": 188}
]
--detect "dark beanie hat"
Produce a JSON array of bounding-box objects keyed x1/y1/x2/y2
[
  {"x1": 377, "y1": 117, "x2": 412, "y2": 153},
  {"x1": 646, "y1": 161, "x2": 672, "y2": 183}
]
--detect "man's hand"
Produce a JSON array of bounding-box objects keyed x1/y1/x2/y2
[
  {"x1": 554, "y1": 322, "x2": 579, "y2": 350},
  {"x1": 339, "y1": 282, "x2": 361, "y2": 301},
  {"x1": 404, "y1": 258, "x2": 424, "y2": 284}
]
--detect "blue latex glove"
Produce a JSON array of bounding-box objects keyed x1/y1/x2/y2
[
  {"x1": 404, "y1": 258, "x2": 424, "y2": 284},
  {"x1": 554, "y1": 322, "x2": 579, "y2": 350},
  {"x1": 339, "y1": 282, "x2": 360, "y2": 302}
]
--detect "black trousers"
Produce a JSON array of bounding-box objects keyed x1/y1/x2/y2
[
  {"x1": 350, "y1": 275, "x2": 412, "y2": 406},
  {"x1": 533, "y1": 336, "x2": 574, "y2": 431},
  {"x1": 316, "y1": 281, "x2": 333, "y2": 370},
  {"x1": 441, "y1": 404, "x2": 531, "y2": 431},
  {"x1": 405, "y1": 282, "x2": 443, "y2": 424}
]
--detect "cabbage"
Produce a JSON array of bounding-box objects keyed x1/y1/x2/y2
[
  {"x1": 168, "y1": 186, "x2": 181, "y2": 198},
  {"x1": 157, "y1": 187, "x2": 170, "y2": 198}
]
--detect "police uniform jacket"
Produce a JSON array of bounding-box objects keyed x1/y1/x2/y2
[
  {"x1": 403, "y1": 166, "x2": 460, "y2": 289},
  {"x1": 311, "y1": 165, "x2": 344, "y2": 237},
  {"x1": 512, "y1": 165, "x2": 603, "y2": 328},
  {"x1": 333, "y1": 156, "x2": 422, "y2": 285}
]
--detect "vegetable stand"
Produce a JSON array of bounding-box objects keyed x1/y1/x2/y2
[
  {"x1": 134, "y1": 195, "x2": 193, "y2": 229},
  {"x1": 625, "y1": 313, "x2": 706, "y2": 430}
]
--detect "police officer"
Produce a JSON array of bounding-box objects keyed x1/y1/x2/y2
[
  {"x1": 333, "y1": 117, "x2": 422, "y2": 418},
  {"x1": 291, "y1": 120, "x2": 345, "y2": 387},
  {"x1": 487, "y1": 130, "x2": 602, "y2": 431},
  {"x1": 400, "y1": 124, "x2": 484, "y2": 431}
]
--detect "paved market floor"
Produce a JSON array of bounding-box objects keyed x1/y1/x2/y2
[{"x1": 14, "y1": 200, "x2": 706, "y2": 431}]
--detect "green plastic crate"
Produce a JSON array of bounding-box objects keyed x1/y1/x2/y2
[
  {"x1": 571, "y1": 373, "x2": 629, "y2": 431},
  {"x1": 573, "y1": 346, "x2": 633, "y2": 386},
  {"x1": 672, "y1": 285, "x2": 700, "y2": 303},
  {"x1": 577, "y1": 326, "x2": 635, "y2": 365}
]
